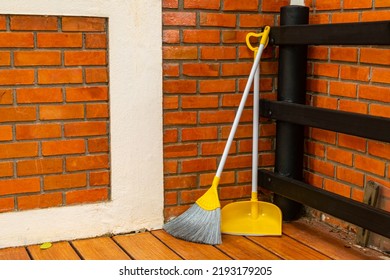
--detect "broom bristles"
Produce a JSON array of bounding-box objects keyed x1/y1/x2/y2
[{"x1": 163, "y1": 203, "x2": 222, "y2": 245}]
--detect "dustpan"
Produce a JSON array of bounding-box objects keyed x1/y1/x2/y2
[{"x1": 221, "y1": 27, "x2": 282, "y2": 236}]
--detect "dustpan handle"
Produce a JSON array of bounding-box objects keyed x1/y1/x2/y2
[
  {"x1": 216, "y1": 43, "x2": 266, "y2": 178},
  {"x1": 252, "y1": 57, "x2": 260, "y2": 197}
]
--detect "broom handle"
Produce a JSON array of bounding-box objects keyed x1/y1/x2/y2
[
  {"x1": 252, "y1": 57, "x2": 260, "y2": 195},
  {"x1": 216, "y1": 43, "x2": 265, "y2": 178}
]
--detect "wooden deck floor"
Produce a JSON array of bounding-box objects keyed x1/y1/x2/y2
[{"x1": 0, "y1": 219, "x2": 387, "y2": 260}]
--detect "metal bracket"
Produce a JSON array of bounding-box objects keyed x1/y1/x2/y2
[{"x1": 356, "y1": 181, "x2": 380, "y2": 247}]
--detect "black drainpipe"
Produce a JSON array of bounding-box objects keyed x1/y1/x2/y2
[{"x1": 273, "y1": 5, "x2": 310, "y2": 221}]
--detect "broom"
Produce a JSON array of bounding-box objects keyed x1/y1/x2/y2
[{"x1": 163, "y1": 27, "x2": 271, "y2": 245}]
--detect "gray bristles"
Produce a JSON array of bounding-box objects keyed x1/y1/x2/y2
[{"x1": 163, "y1": 204, "x2": 222, "y2": 245}]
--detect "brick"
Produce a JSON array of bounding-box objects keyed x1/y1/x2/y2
[
  {"x1": 332, "y1": 12, "x2": 359, "y2": 23},
  {"x1": 330, "y1": 47, "x2": 357, "y2": 62},
  {"x1": 163, "y1": 64, "x2": 180, "y2": 77},
  {"x1": 222, "y1": 62, "x2": 252, "y2": 76},
  {"x1": 261, "y1": 0, "x2": 289, "y2": 12},
  {"x1": 313, "y1": 63, "x2": 339, "y2": 78},
  {"x1": 222, "y1": 30, "x2": 249, "y2": 44},
  {"x1": 361, "y1": 11, "x2": 390, "y2": 22},
  {"x1": 308, "y1": 46, "x2": 329, "y2": 60},
  {"x1": 88, "y1": 138, "x2": 109, "y2": 153},
  {"x1": 0, "y1": 178, "x2": 40, "y2": 196},
  {"x1": 0, "y1": 107, "x2": 36, "y2": 123},
  {"x1": 0, "y1": 16, "x2": 5, "y2": 30},
  {"x1": 376, "y1": 0, "x2": 390, "y2": 8},
  {"x1": 17, "y1": 88, "x2": 63, "y2": 104},
  {"x1": 85, "y1": 34, "x2": 107, "y2": 48},
  {"x1": 306, "y1": 79, "x2": 328, "y2": 94},
  {"x1": 222, "y1": 125, "x2": 252, "y2": 139},
  {"x1": 359, "y1": 85, "x2": 390, "y2": 102},
  {"x1": 164, "y1": 129, "x2": 178, "y2": 144},
  {"x1": 199, "y1": 79, "x2": 236, "y2": 93},
  {"x1": 164, "y1": 112, "x2": 197, "y2": 125},
  {"x1": 311, "y1": 128, "x2": 336, "y2": 144},
  {"x1": 343, "y1": 0, "x2": 372, "y2": 9},
  {"x1": 42, "y1": 139, "x2": 86, "y2": 156},
  {"x1": 224, "y1": 0, "x2": 259, "y2": 11},
  {"x1": 66, "y1": 154, "x2": 109, "y2": 171},
  {"x1": 0, "y1": 125, "x2": 13, "y2": 141},
  {"x1": 336, "y1": 166, "x2": 364, "y2": 187},
  {"x1": 338, "y1": 133, "x2": 366, "y2": 152},
  {"x1": 40, "y1": 104, "x2": 84, "y2": 120},
  {"x1": 239, "y1": 138, "x2": 273, "y2": 153},
  {"x1": 163, "y1": 30, "x2": 180, "y2": 44},
  {"x1": 200, "y1": 171, "x2": 235, "y2": 187},
  {"x1": 164, "y1": 80, "x2": 197, "y2": 94},
  {"x1": 311, "y1": 95, "x2": 337, "y2": 109},
  {"x1": 0, "y1": 33, "x2": 34, "y2": 48},
  {"x1": 370, "y1": 104, "x2": 390, "y2": 118},
  {"x1": 85, "y1": 68, "x2": 108, "y2": 83},
  {"x1": 164, "y1": 144, "x2": 198, "y2": 158},
  {"x1": 164, "y1": 192, "x2": 178, "y2": 206},
  {"x1": 308, "y1": 157, "x2": 335, "y2": 177},
  {"x1": 164, "y1": 96, "x2": 179, "y2": 109},
  {"x1": 17, "y1": 158, "x2": 63, "y2": 176},
  {"x1": 0, "y1": 51, "x2": 10, "y2": 66},
  {"x1": 324, "y1": 179, "x2": 351, "y2": 198},
  {"x1": 14, "y1": 51, "x2": 61, "y2": 66},
  {"x1": 66, "y1": 187, "x2": 109, "y2": 205},
  {"x1": 182, "y1": 96, "x2": 219, "y2": 109},
  {"x1": 304, "y1": 171, "x2": 324, "y2": 189},
  {"x1": 310, "y1": 14, "x2": 331, "y2": 24},
  {"x1": 62, "y1": 17, "x2": 106, "y2": 32},
  {"x1": 372, "y1": 67, "x2": 390, "y2": 84},
  {"x1": 37, "y1": 33, "x2": 83, "y2": 48},
  {"x1": 201, "y1": 141, "x2": 236, "y2": 156},
  {"x1": 305, "y1": 141, "x2": 325, "y2": 158},
  {"x1": 10, "y1": 15, "x2": 58, "y2": 30},
  {"x1": 329, "y1": 81, "x2": 357, "y2": 98},
  {"x1": 327, "y1": 146, "x2": 353, "y2": 166},
  {"x1": 355, "y1": 155, "x2": 385, "y2": 176},
  {"x1": 339, "y1": 100, "x2": 367, "y2": 114},
  {"x1": 183, "y1": 0, "x2": 220, "y2": 9},
  {"x1": 0, "y1": 70, "x2": 35, "y2": 85},
  {"x1": 0, "y1": 142, "x2": 38, "y2": 159},
  {"x1": 164, "y1": 160, "x2": 178, "y2": 174},
  {"x1": 16, "y1": 124, "x2": 61, "y2": 140},
  {"x1": 44, "y1": 173, "x2": 87, "y2": 190},
  {"x1": 163, "y1": 46, "x2": 198, "y2": 60},
  {"x1": 18, "y1": 193, "x2": 63, "y2": 210},
  {"x1": 64, "y1": 121, "x2": 108, "y2": 137},
  {"x1": 90, "y1": 171, "x2": 110, "y2": 186},
  {"x1": 181, "y1": 158, "x2": 217, "y2": 173},
  {"x1": 219, "y1": 185, "x2": 251, "y2": 200},
  {"x1": 200, "y1": 46, "x2": 236, "y2": 60},
  {"x1": 368, "y1": 141, "x2": 390, "y2": 160},
  {"x1": 0, "y1": 162, "x2": 13, "y2": 177},
  {"x1": 200, "y1": 13, "x2": 236, "y2": 27},
  {"x1": 199, "y1": 110, "x2": 236, "y2": 124},
  {"x1": 183, "y1": 63, "x2": 219, "y2": 77},
  {"x1": 66, "y1": 86, "x2": 108, "y2": 102},
  {"x1": 0, "y1": 197, "x2": 14, "y2": 213},
  {"x1": 360, "y1": 48, "x2": 390, "y2": 65},
  {"x1": 38, "y1": 68, "x2": 83, "y2": 84},
  {"x1": 180, "y1": 189, "x2": 207, "y2": 204},
  {"x1": 183, "y1": 30, "x2": 220, "y2": 43},
  {"x1": 163, "y1": 12, "x2": 196, "y2": 26},
  {"x1": 239, "y1": 14, "x2": 275, "y2": 28},
  {"x1": 64, "y1": 51, "x2": 107, "y2": 66},
  {"x1": 225, "y1": 155, "x2": 252, "y2": 169},
  {"x1": 0, "y1": 89, "x2": 13, "y2": 105},
  {"x1": 182, "y1": 126, "x2": 218, "y2": 141},
  {"x1": 86, "y1": 104, "x2": 109, "y2": 119},
  {"x1": 340, "y1": 65, "x2": 369, "y2": 82},
  {"x1": 163, "y1": 0, "x2": 179, "y2": 8},
  {"x1": 316, "y1": 0, "x2": 342, "y2": 10}
]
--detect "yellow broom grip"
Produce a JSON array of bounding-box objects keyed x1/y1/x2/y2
[{"x1": 196, "y1": 176, "x2": 221, "y2": 211}]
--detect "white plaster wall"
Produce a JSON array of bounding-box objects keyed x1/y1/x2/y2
[{"x1": 0, "y1": 0, "x2": 163, "y2": 248}]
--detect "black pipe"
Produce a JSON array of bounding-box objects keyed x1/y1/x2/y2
[{"x1": 273, "y1": 5, "x2": 309, "y2": 221}]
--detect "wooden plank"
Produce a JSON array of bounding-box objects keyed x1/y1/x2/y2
[
  {"x1": 27, "y1": 242, "x2": 80, "y2": 260},
  {"x1": 113, "y1": 232, "x2": 182, "y2": 260},
  {"x1": 248, "y1": 235, "x2": 331, "y2": 260},
  {"x1": 283, "y1": 221, "x2": 382, "y2": 260},
  {"x1": 152, "y1": 230, "x2": 231, "y2": 260},
  {"x1": 216, "y1": 235, "x2": 281, "y2": 260},
  {"x1": 72, "y1": 237, "x2": 130, "y2": 260},
  {"x1": 0, "y1": 247, "x2": 30, "y2": 260}
]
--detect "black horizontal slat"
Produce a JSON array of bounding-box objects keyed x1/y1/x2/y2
[
  {"x1": 260, "y1": 100, "x2": 390, "y2": 143},
  {"x1": 269, "y1": 20, "x2": 390, "y2": 45},
  {"x1": 258, "y1": 170, "x2": 390, "y2": 239}
]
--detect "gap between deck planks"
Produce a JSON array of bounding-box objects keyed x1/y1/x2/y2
[{"x1": 0, "y1": 220, "x2": 385, "y2": 260}]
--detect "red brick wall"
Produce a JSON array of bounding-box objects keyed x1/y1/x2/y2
[
  {"x1": 0, "y1": 15, "x2": 110, "y2": 212},
  {"x1": 162, "y1": 0, "x2": 389, "y2": 249}
]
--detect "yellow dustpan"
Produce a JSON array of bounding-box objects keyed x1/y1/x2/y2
[{"x1": 221, "y1": 27, "x2": 282, "y2": 236}]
